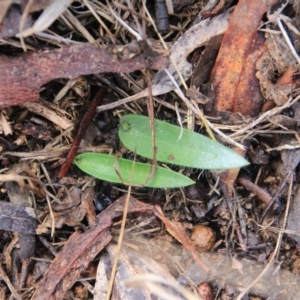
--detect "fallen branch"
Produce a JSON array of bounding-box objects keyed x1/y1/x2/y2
[{"x1": 0, "y1": 41, "x2": 168, "y2": 108}]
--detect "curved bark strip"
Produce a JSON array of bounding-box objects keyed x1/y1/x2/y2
[{"x1": 0, "y1": 42, "x2": 168, "y2": 108}]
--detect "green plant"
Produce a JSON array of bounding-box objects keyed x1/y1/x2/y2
[
  {"x1": 74, "y1": 114, "x2": 249, "y2": 188},
  {"x1": 119, "y1": 114, "x2": 248, "y2": 169},
  {"x1": 73, "y1": 153, "x2": 194, "y2": 188}
]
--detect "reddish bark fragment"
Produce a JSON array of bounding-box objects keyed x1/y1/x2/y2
[
  {"x1": 81, "y1": 187, "x2": 97, "y2": 226},
  {"x1": 277, "y1": 65, "x2": 296, "y2": 85},
  {"x1": 210, "y1": 0, "x2": 278, "y2": 117},
  {"x1": 0, "y1": 42, "x2": 168, "y2": 109},
  {"x1": 31, "y1": 196, "x2": 154, "y2": 300}
]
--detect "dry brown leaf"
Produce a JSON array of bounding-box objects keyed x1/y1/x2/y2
[
  {"x1": 265, "y1": 31, "x2": 299, "y2": 76},
  {"x1": 154, "y1": 206, "x2": 210, "y2": 273},
  {"x1": 191, "y1": 34, "x2": 223, "y2": 90},
  {"x1": 0, "y1": 171, "x2": 44, "y2": 198},
  {"x1": 98, "y1": 11, "x2": 231, "y2": 112},
  {"x1": 210, "y1": 0, "x2": 278, "y2": 117},
  {"x1": 39, "y1": 187, "x2": 85, "y2": 229},
  {"x1": 0, "y1": 1, "x2": 60, "y2": 38},
  {"x1": 256, "y1": 71, "x2": 292, "y2": 106},
  {"x1": 152, "y1": 10, "x2": 230, "y2": 95},
  {"x1": 268, "y1": 114, "x2": 298, "y2": 130}
]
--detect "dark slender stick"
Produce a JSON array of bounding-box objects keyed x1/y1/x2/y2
[
  {"x1": 261, "y1": 169, "x2": 293, "y2": 222},
  {"x1": 57, "y1": 89, "x2": 106, "y2": 178}
]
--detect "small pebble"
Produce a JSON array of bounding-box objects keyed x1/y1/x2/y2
[
  {"x1": 190, "y1": 225, "x2": 216, "y2": 251},
  {"x1": 198, "y1": 281, "x2": 213, "y2": 300}
]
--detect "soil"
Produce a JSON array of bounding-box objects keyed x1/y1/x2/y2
[{"x1": 1, "y1": 0, "x2": 300, "y2": 299}]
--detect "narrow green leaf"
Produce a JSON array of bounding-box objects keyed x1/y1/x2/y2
[
  {"x1": 73, "y1": 153, "x2": 194, "y2": 188},
  {"x1": 118, "y1": 114, "x2": 249, "y2": 170}
]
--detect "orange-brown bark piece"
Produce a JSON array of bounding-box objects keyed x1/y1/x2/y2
[
  {"x1": 198, "y1": 282, "x2": 213, "y2": 300},
  {"x1": 277, "y1": 65, "x2": 296, "y2": 85},
  {"x1": 0, "y1": 41, "x2": 168, "y2": 109},
  {"x1": 210, "y1": 0, "x2": 278, "y2": 117}
]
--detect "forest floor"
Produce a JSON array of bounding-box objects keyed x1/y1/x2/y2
[{"x1": 1, "y1": 0, "x2": 300, "y2": 299}]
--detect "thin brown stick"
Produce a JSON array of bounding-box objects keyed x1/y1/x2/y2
[
  {"x1": 261, "y1": 168, "x2": 293, "y2": 221},
  {"x1": 57, "y1": 89, "x2": 106, "y2": 178},
  {"x1": 105, "y1": 154, "x2": 136, "y2": 300},
  {"x1": 219, "y1": 177, "x2": 248, "y2": 252},
  {"x1": 237, "y1": 177, "x2": 271, "y2": 205},
  {"x1": 113, "y1": 1, "x2": 149, "y2": 21}
]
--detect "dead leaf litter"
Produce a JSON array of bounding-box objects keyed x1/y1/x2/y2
[{"x1": 1, "y1": 0, "x2": 300, "y2": 299}]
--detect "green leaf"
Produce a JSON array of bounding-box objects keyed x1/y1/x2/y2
[
  {"x1": 118, "y1": 114, "x2": 249, "y2": 170},
  {"x1": 73, "y1": 153, "x2": 195, "y2": 188}
]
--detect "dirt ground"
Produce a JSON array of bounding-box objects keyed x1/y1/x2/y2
[{"x1": 1, "y1": 0, "x2": 300, "y2": 299}]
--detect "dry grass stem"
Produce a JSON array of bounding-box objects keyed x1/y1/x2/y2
[
  {"x1": 277, "y1": 18, "x2": 300, "y2": 64},
  {"x1": 23, "y1": 101, "x2": 74, "y2": 130},
  {"x1": 105, "y1": 178, "x2": 133, "y2": 299},
  {"x1": 230, "y1": 94, "x2": 300, "y2": 139},
  {"x1": 0, "y1": 264, "x2": 22, "y2": 300}
]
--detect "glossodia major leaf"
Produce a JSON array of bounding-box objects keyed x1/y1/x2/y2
[
  {"x1": 118, "y1": 114, "x2": 249, "y2": 170},
  {"x1": 73, "y1": 153, "x2": 194, "y2": 188}
]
